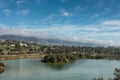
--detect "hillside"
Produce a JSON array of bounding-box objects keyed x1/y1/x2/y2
[{"x1": 0, "y1": 35, "x2": 101, "y2": 47}]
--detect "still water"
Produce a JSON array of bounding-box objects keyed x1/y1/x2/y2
[{"x1": 0, "y1": 59, "x2": 120, "y2": 80}]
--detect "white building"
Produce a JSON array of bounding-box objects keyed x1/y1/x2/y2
[{"x1": 19, "y1": 42, "x2": 28, "y2": 47}]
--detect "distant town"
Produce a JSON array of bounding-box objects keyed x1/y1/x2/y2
[
  {"x1": 1, "y1": 39, "x2": 120, "y2": 80},
  {"x1": 0, "y1": 39, "x2": 120, "y2": 60}
]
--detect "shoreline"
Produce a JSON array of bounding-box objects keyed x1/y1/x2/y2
[
  {"x1": 0, "y1": 54, "x2": 45, "y2": 60},
  {"x1": 0, "y1": 53, "x2": 120, "y2": 61},
  {"x1": 41, "y1": 53, "x2": 120, "y2": 64}
]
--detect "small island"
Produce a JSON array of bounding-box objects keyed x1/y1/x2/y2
[
  {"x1": 0, "y1": 62, "x2": 5, "y2": 73},
  {"x1": 41, "y1": 52, "x2": 120, "y2": 64},
  {"x1": 41, "y1": 53, "x2": 82, "y2": 63}
]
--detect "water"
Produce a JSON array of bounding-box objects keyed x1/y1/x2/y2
[{"x1": 0, "y1": 59, "x2": 120, "y2": 80}]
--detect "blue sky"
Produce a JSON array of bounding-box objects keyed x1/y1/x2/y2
[{"x1": 0, "y1": 0, "x2": 120, "y2": 46}]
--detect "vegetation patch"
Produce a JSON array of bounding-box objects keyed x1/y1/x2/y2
[
  {"x1": 41, "y1": 54, "x2": 80, "y2": 63},
  {"x1": 0, "y1": 62, "x2": 5, "y2": 73},
  {"x1": 93, "y1": 68, "x2": 120, "y2": 80}
]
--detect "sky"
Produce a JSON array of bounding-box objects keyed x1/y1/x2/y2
[{"x1": 0, "y1": 0, "x2": 120, "y2": 46}]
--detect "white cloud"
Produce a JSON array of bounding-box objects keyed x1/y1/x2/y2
[
  {"x1": 2, "y1": 9, "x2": 30, "y2": 16},
  {"x1": 69, "y1": 37, "x2": 120, "y2": 46},
  {"x1": 16, "y1": 9, "x2": 29, "y2": 15},
  {"x1": 63, "y1": 12, "x2": 69, "y2": 16},
  {"x1": 61, "y1": 0, "x2": 67, "y2": 3},
  {"x1": 2, "y1": 9, "x2": 12, "y2": 15},
  {"x1": 43, "y1": 14, "x2": 56, "y2": 22},
  {"x1": 16, "y1": 0, "x2": 25, "y2": 5},
  {"x1": 0, "y1": 24, "x2": 51, "y2": 39},
  {"x1": 16, "y1": 0, "x2": 32, "y2": 6},
  {"x1": 113, "y1": 15, "x2": 120, "y2": 18},
  {"x1": 102, "y1": 20, "x2": 120, "y2": 26},
  {"x1": 75, "y1": 6, "x2": 81, "y2": 11},
  {"x1": 103, "y1": 8, "x2": 111, "y2": 14},
  {"x1": 36, "y1": 0, "x2": 46, "y2": 5},
  {"x1": 61, "y1": 9, "x2": 70, "y2": 16},
  {"x1": 74, "y1": 6, "x2": 88, "y2": 13},
  {"x1": 91, "y1": 14, "x2": 99, "y2": 18},
  {"x1": 0, "y1": 20, "x2": 120, "y2": 46},
  {"x1": 105, "y1": 8, "x2": 111, "y2": 11}
]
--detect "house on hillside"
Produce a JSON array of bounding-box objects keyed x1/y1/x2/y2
[
  {"x1": 0, "y1": 39, "x2": 5, "y2": 42},
  {"x1": 10, "y1": 44, "x2": 15, "y2": 47},
  {"x1": 19, "y1": 42, "x2": 28, "y2": 47}
]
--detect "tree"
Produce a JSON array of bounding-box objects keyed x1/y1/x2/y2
[{"x1": 0, "y1": 48, "x2": 3, "y2": 53}]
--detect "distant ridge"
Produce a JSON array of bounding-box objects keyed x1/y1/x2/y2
[{"x1": 0, "y1": 35, "x2": 103, "y2": 47}]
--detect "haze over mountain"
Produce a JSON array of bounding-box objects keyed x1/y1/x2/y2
[
  {"x1": 0, "y1": 0, "x2": 120, "y2": 46},
  {"x1": 0, "y1": 35, "x2": 118, "y2": 47}
]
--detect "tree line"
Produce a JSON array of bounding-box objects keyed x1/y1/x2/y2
[{"x1": 0, "y1": 40, "x2": 120, "y2": 55}]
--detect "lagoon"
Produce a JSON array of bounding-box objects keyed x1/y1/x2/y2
[{"x1": 0, "y1": 59, "x2": 120, "y2": 80}]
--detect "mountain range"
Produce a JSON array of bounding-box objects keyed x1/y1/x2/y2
[{"x1": 0, "y1": 35, "x2": 106, "y2": 47}]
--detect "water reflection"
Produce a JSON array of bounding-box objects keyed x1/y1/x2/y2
[
  {"x1": 43, "y1": 62, "x2": 75, "y2": 70},
  {"x1": 19, "y1": 59, "x2": 24, "y2": 75},
  {"x1": 1, "y1": 59, "x2": 120, "y2": 80}
]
